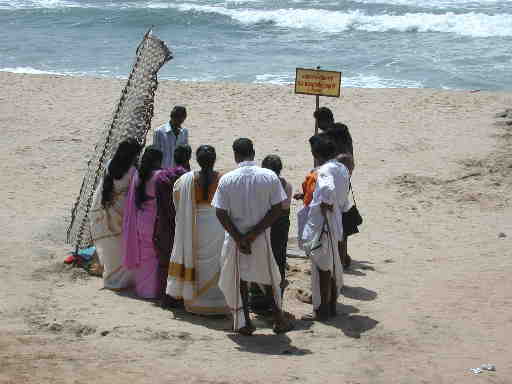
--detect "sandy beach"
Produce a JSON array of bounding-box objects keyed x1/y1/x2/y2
[{"x1": 1, "y1": 71, "x2": 511, "y2": 383}]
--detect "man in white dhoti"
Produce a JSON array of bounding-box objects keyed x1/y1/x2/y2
[
  {"x1": 300, "y1": 134, "x2": 350, "y2": 321},
  {"x1": 212, "y1": 138, "x2": 294, "y2": 335}
]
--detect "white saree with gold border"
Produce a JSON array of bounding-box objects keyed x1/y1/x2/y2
[
  {"x1": 166, "y1": 171, "x2": 228, "y2": 315},
  {"x1": 90, "y1": 167, "x2": 135, "y2": 290}
]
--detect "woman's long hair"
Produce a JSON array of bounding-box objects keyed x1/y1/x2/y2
[
  {"x1": 101, "y1": 138, "x2": 142, "y2": 208},
  {"x1": 135, "y1": 146, "x2": 162, "y2": 209},
  {"x1": 196, "y1": 145, "x2": 216, "y2": 201}
]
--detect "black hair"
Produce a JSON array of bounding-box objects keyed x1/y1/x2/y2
[
  {"x1": 101, "y1": 138, "x2": 142, "y2": 208},
  {"x1": 232, "y1": 138, "x2": 254, "y2": 159},
  {"x1": 174, "y1": 144, "x2": 192, "y2": 167},
  {"x1": 313, "y1": 107, "x2": 334, "y2": 130},
  {"x1": 325, "y1": 122, "x2": 353, "y2": 155},
  {"x1": 170, "y1": 105, "x2": 187, "y2": 119},
  {"x1": 261, "y1": 155, "x2": 283, "y2": 176},
  {"x1": 309, "y1": 133, "x2": 337, "y2": 160},
  {"x1": 196, "y1": 145, "x2": 216, "y2": 201},
  {"x1": 135, "y1": 146, "x2": 162, "y2": 209}
]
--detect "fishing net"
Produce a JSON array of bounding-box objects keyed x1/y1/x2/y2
[{"x1": 66, "y1": 30, "x2": 173, "y2": 250}]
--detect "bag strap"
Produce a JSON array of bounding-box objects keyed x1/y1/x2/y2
[{"x1": 349, "y1": 180, "x2": 358, "y2": 207}]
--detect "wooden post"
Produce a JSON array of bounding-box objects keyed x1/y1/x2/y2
[{"x1": 314, "y1": 66, "x2": 321, "y2": 135}]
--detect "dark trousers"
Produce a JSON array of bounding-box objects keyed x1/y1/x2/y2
[
  {"x1": 249, "y1": 212, "x2": 290, "y2": 311},
  {"x1": 270, "y1": 213, "x2": 291, "y2": 284}
]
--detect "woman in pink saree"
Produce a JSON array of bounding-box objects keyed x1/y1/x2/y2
[{"x1": 122, "y1": 146, "x2": 163, "y2": 299}]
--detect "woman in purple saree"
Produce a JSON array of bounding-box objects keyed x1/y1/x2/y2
[{"x1": 122, "y1": 146, "x2": 163, "y2": 299}]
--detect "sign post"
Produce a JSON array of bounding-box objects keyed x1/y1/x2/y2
[{"x1": 294, "y1": 67, "x2": 342, "y2": 135}]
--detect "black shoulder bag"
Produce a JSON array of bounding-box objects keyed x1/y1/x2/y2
[{"x1": 342, "y1": 182, "x2": 363, "y2": 237}]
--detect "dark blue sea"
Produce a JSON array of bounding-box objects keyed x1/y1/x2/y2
[{"x1": 1, "y1": 0, "x2": 511, "y2": 89}]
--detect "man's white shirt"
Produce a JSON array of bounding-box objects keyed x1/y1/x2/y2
[
  {"x1": 153, "y1": 122, "x2": 189, "y2": 168},
  {"x1": 212, "y1": 161, "x2": 286, "y2": 234}
]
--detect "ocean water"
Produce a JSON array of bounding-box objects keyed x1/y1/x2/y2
[{"x1": 0, "y1": 0, "x2": 511, "y2": 89}]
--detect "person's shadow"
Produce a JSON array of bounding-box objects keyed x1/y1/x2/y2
[
  {"x1": 163, "y1": 307, "x2": 233, "y2": 332},
  {"x1": 342, "y1": 285, "x2": 378, "y2": 301},
  {"x1": 344, "y1": 259, "x2": 375, "y2": 276},
  {"x1": 228, "y1": 332, "x2": 312, "y2": 356},
  {"x1": 325, "y1": 313, "x2": 379, "y2": 339},
  {"x1": 295, "y1": 302, "x2": 378, "y2": 339}
]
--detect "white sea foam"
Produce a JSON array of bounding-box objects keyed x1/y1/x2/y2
[
  {"x1": 253, "y1": 72, "x2": 424, "y2": 88},
  {"x1": 350, "y1": 0, "x2": 512, "y2": 9},
  {"x1": 343, "y1": 74, "x2": 424, "y2": 88},
  {"x1": 166, "y1": 4, "x2": 512, "y2": 37},
  {"x1": 0, "y1": 0, "x2": 82, "y2": 9},
  {"x1": 0, "y1": 66, "x2": 68, "y2": 75},
  {"x1": 0, "y1": 66, "x2": 123, "y2": 78},
  {"x1": 2, "y1": 0, "x2": 511, "y2": 38}
]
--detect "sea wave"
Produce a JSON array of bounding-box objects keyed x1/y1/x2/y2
[
  {"x1": 2, "y1": 0, "x2": 512, "y2": 37},
  {"x1": 0, "y1": 66, "x2": 124, "y2": 78},
  {"x1": 254, "y1": 72, "x2": 425, "y2": 88},
  {"x1": 0, "y1": 66, "x2": 69, "y2": 75},
  {"x1": 349, "y1": 0, "x2": 512, "y2": 9},
  {"x1": 164, "y1": 4, "x2": 512, "y2": 37},
  {"x1": 0, "y1": 66, "x2": 426, "y2": 88},
  {"x1": 0, "y1": 0, "x2": 81, "y2": 9}
]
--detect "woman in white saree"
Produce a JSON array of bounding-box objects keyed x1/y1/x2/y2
[
  {"x1": 166, "y1": 145, "x2": 228, "y2": 315},
  {"x1": 90, "y1": 139, "x2": 142, "y2": 290}
]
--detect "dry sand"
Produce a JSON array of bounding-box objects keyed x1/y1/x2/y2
[{"x1": 1, "y1": 71, "x2": 511, "y2": 383}]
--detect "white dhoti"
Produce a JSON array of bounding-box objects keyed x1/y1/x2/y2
[
  {"x1": 309, "y1": 220, "x2": 344, "y2": 310},
  {"x1": 218, "y1": 230, "x2": 282, "y2": 330}
]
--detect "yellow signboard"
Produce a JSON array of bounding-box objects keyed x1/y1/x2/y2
[{"x1": 295, "y1": 68, "x2": 342, "y2": 97}]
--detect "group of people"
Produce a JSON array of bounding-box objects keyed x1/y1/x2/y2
[{"x1": 89, "y1": 105, "x2": 357, "y2": 335}]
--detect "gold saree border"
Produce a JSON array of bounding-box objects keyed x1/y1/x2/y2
[{"x1": 168, "y1": 262, "x2": 196, "y2": 282}]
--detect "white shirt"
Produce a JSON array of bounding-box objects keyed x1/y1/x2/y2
[
  {"x1": 153, "y1": 122, "x2": 189, "y2": 168},
  {"x1": 212, "y1": 161, "x2": 287, "y2": 234},
  {"x1": 303, "y1": 159, "x2": 350, "y2": 242}
]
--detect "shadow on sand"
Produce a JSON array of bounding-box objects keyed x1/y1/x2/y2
[
  {"x1": 344, "y1": 259, "x2": 376, "y2": 276},
  {"x1": 228, "y1": 333, "x2": 312, "y2": 356},
  {"x1": 323, "y1": 313, "x2": 379, "y2": 339},
  {"x1": 342, "y1": 285, "x2": 378, "y2": 301}
]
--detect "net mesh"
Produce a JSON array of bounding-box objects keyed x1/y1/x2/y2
[{"x1": 66, "y1": 30, "x2": 173, "y2": 250}]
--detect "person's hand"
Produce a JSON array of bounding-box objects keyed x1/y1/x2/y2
[
  {"x1": 293, "y1": 192, "x2": 304, "y2": 200},
  {"x1": 244, "y1": 231, "x2": 258, "y2": 244},
  {"x1": 238, "y1": 238, "x2": 252, "y2": 254}
]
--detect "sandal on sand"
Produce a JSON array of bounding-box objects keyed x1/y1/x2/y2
[
  {"x1": 237, "y1": 324, "x2": 256, "y2": 336},
  {"x1": 273, "y1": 320, "x2": 294, "y2": 334},
  {"x1": 295, "y1": 289, "x2": 312, "y2": 304}
]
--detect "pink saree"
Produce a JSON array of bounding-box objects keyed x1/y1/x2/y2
[{"x1": 122, "y1": 169, "x2": 163, "y2": 299}]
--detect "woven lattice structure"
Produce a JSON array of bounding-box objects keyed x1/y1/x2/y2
[{"x1": 66, "y1": 30, "x2": 173, "y2": 250}]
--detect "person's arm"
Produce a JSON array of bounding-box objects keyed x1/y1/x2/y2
[
  {"x1": 316, "y1": 169, "x2": 336, "y2": 217},
  {"x1": 215, "y1": 208, "x2": 250, "y2": 254}
]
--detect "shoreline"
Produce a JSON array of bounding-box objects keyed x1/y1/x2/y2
[{"x1": 1, "y1": 70, "x2": 509, "y2": 93}]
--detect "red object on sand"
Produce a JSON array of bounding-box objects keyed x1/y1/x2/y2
[{"x1": 64, "y1": 254, "x2": 75, "y2": 264}]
